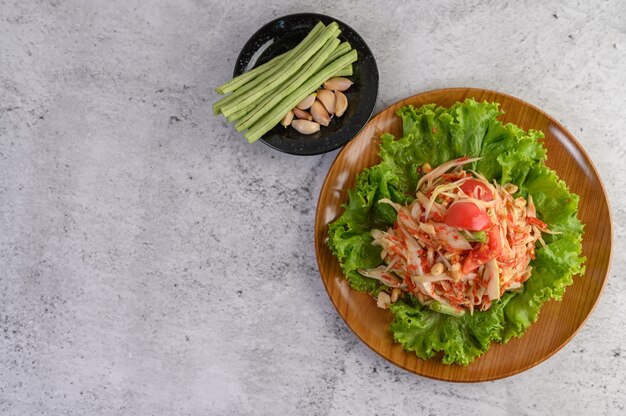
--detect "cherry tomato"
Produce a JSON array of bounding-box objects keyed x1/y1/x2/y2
[
  {"x1": 460, "y1": 179, "x2": 493, "y2": 201},
  {"x1": 444, "y1": 202, "x2": 493, "y2": 231}
]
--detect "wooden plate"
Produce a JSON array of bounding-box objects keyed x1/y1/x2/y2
[{"x1": 314, "y1": 88, "x2": 612, "y2": 382}]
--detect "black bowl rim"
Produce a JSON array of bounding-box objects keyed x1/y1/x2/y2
[{"x1": 232, "y1": 12, "x2": 379, "y2": 156}]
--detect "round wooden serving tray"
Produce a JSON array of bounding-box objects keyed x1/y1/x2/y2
[{"x1": 314, "y1": 88, "x2": 612, "y2": 382}]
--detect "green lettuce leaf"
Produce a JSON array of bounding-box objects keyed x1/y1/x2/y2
[{"x1": 327, "y1": 99, "x2": 585, "y2": 365}]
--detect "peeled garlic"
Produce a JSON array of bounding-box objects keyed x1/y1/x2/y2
[
  {"x1": 431, "y1": 262, "x2": 444, "y2": 276},
  {"x1": 450, "y1": 263, "x2": 462, "y2": 281},
  {"x1": 377, "y1": 291, "x2": 391, "y2": 309},
  {"x1": 323, "y1": 77, "x2": 353, "y2": 91},
  {"x1": 293, "y1": 107, "x2": 312, "y2": 121},
  {"x1": 334, "y1": 90, "x2": 348, "y2": 117},
  {"x1": 291, "y1": 119, "x2": 320, "y2": 135},
  {"x1": 310, "y1": 100, "x2": 330, "y2": 126},
  {"x1": 316, "y1": 89, "x2": 335, "y2": 114},
  {"x1": 296, "y1": 93, "x2": 316, "y2": 110},
  {"x1": 281, "y1": 110, "x2": 294, "y2": 127}
]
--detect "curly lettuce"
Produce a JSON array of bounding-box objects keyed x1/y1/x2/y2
[{"x1": 327, "y1": 99, "x2": 585, "y2": 365}]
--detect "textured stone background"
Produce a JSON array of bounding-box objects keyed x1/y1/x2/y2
[{"x1": 1, "y1": 0, "x2": 625, "y2": 415}]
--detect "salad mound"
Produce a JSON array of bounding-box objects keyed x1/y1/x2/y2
[
  {"x1": 327, "y1": 99, "x2": 585, "y2": 365},
  {"x1": 361, "y1": 158, "x2": 552, "y2": 316}
]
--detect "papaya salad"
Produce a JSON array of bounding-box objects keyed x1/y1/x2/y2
[
  {"x1": 327, "y1": 99, "x2": 585, "y2": 365},
  {"x1": 360, "y1": 156, "x2": 554, "y2": 316}
]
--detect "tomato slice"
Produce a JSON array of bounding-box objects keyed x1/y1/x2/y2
[
  {"x1": 488, "y1": 225, "x2": 502, "y2": 257},
  {"x1": 461, "y1": 225, "x2": 501, "y2": 274},
  {"x1": 444, "y1": 202, "x2": 493, "y2": 231},
  {"x1": 404, "y1": 274, "x2": 416, "y2": 292},
  {"x1": 430, "y1": 212, "x2": 444, "y2": 223},
  {"x1": 460, "y1": 179, "x2": 493, "y2": 201},
  {"x1": 462, "y1": 244, "x2": 493, "y2": 274}
]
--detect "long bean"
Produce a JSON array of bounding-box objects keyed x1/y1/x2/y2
[
  {"x1": 233, "y1": 82, "x2": 285, "y2": 130},
  {"x1": 232, "y1": 54, "x2": 351, "y2": 126},
  {"x1": 220, "y1": 23, "x2": 340, "y2": 118},
  {"x1": 245, "y1": 49, "x2": 358, "y2": 143},
  {"x1": 212, "y1": 22, "x2": 325, "y2": 115},
  {"x1": 334, "y1": 64, "x2": 353, "y2": 77},
  {"x1": 215, "y1": 52, "x2": 287, "y2": 95},
  {"x1": 230, "y1": 54, "x2": 352, "y2": 125},
  {"x1": 322, "y1": 41, "x2": 351, "y2": 66},
  {"x1": 213, "y1": 22, "x2": 323, "y2": 114},
  {"x1": 226, "y1": 104, "x2": 255, "y2": 122},
  {"x1": 235, "y1": 37, "x2": 340, "y2": 131}
]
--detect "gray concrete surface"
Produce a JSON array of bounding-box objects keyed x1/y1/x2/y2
[{"x1": 1, "y1": 0, "x2": 625, "y2": 415}]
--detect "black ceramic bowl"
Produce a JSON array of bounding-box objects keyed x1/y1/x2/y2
[{"x1": 233, "y1": 13, "x2": 379, "y2": 155}]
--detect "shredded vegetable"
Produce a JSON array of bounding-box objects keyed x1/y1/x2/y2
[{"x1": 359, "y1": 157, "x2": 552, "y2": 315}]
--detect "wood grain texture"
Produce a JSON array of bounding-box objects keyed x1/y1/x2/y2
[{"x1": 314, "y1": 88, "x2": 612, "y2": 382}]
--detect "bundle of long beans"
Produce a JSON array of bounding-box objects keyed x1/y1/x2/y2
[{"x1": 213, "y1": 21, "x2": 358, "y2": 143}]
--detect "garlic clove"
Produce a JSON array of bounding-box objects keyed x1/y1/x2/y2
[
  {"x1": 334, "y1": 90, "x2": 348, "y2": 117},
  {"x1": 390, "y1": 288, "x2": 401, "y2": 303},
  {"x1": 316, "y1": 89, "x2": 335, "y2": 114},
  {"x1": 296, "y1": 93, "x2": 316, "y2": 110},
  {"x1": 323, "y1": 77, "x2": 353, "y2": 92},
  {"x1": 377, "y1": 291, "x2": 391, "y2": 309},
  {"x1": 280, "y1": 110, "x2": 294, "y2": 127},
  {"x1": 310, "y1": 100, "x2": 330, "y2": 127},
  {"x1": 291, "y1": 119, "x2": 320, "y2": 135},
  {"x1": 293, "y1": 107, "x2": 312, "y2": 121}
]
